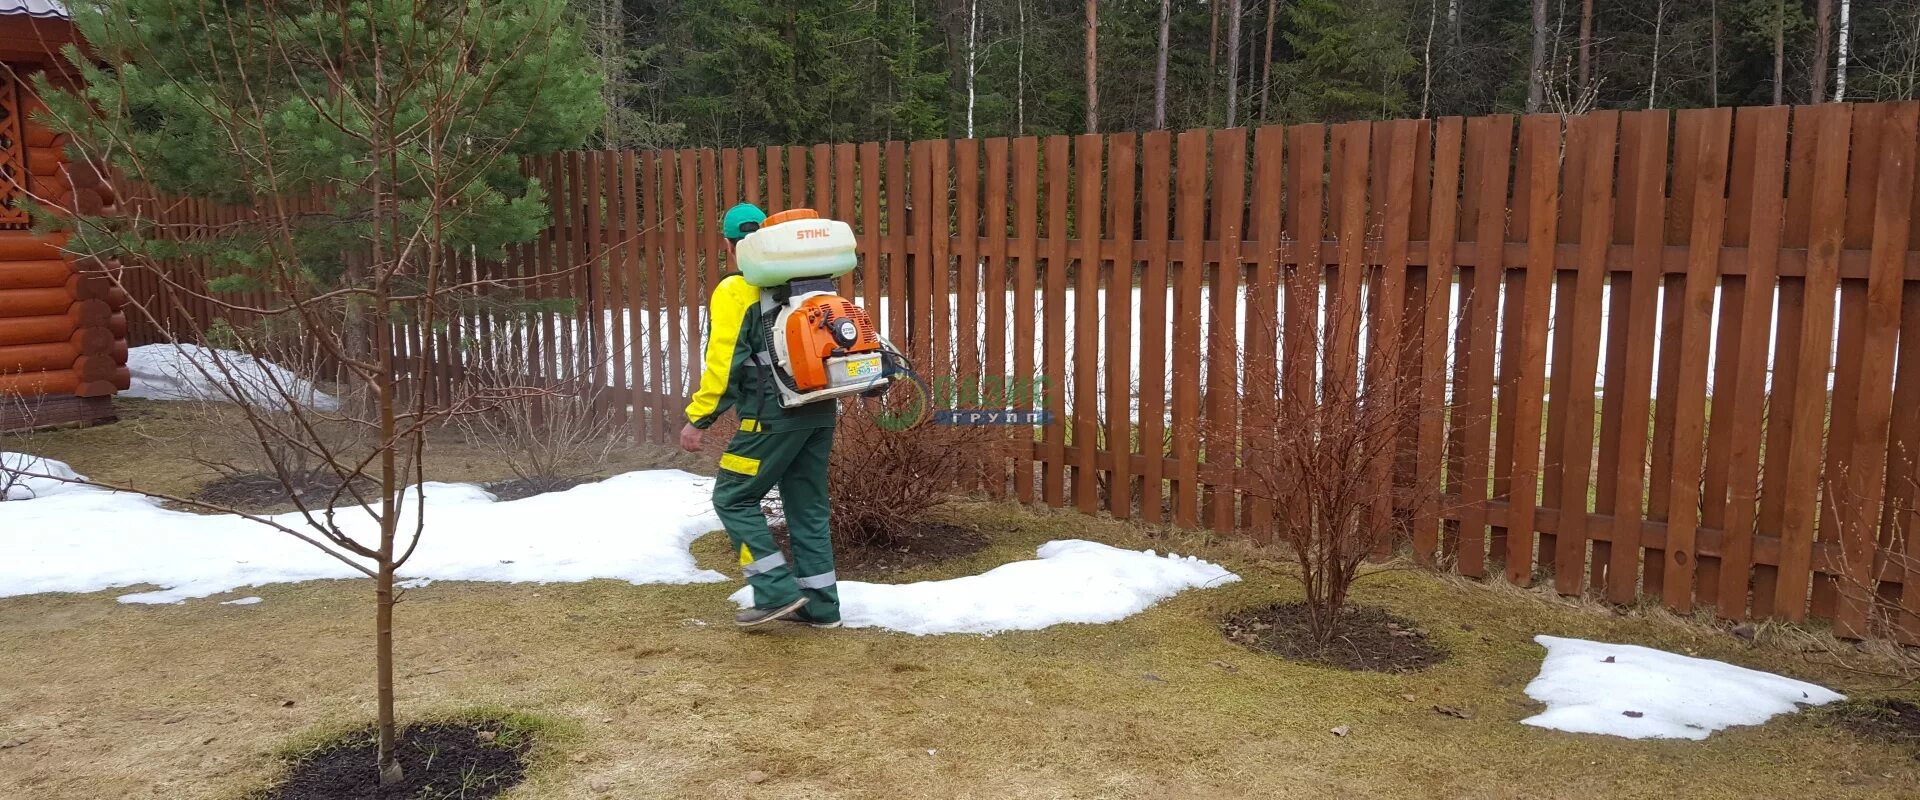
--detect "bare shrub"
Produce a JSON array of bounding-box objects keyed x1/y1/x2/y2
[
  {"x1": 450, "y1": 331, "x2": 622, "y2": 489},
  {"x1": 765, "y1": 389, "x2": 996, "y2": 551},
  {"x1": 1237, "y1": 290, "x2": 1440, "y2": 647}
]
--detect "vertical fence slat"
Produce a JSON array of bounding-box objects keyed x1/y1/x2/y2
[
  {"x1": 984, "y1": 138, "x2": 1011, "y2": 498},
  {"x1": 1246, "y1": 126, "x2": 1284, "y2": 542},
  {"x1": 1662, "y1": 108, "x2": 1735, "y2": 611},
  {"x1": 1043, "y1": 135, "x2": 1071, "y2": 508},
  {"x1": 930, "y1": 140, "x2": 954, "y2": 409},
  {"x1": 1012, "y1": 137, "x2": 1040, "y2": 505},
  {"x1": 1552, "y1": 112, "x2": 1620, "y2": 595},
  {"x1": 886, "y1": 141, "x2": 909, "y2": 349},
  {"x1": 1074, "y1": 133, "x2": 1103, "y2": 515},
  {"x1": 836, "y1": 143, "x2": 858, "y2": 298},
  {"x1": 1503, "y1": 114, "x2": 1561, "y2": 585},
  {"x1": 1713, "y1": 106, "x2": 1792, "y2": 619},
  {"x1": 1456, "y1": 115, "x2": 1512, "y2": 579},
  {"x1": 1171, "y1": 130, "x2": 1208, "y2": 528},
  {"x1": 1106, "y1": 133, "x2": 1138, "y2": 519},
  {"x1": 911, "y1": 140, "x2": 934, "y2": 365},
  {"x1": 859, "y1": 142, "x2": 882, "y2": 321},
  {"x1": 1370, "y1": 120, "x2": 1417, "y2": 558},
  {"x1": 1601, "y1": 111, "x2": 1669, "y2": 603},
  {"x1": 1206, "y1": 128, "x2": 1245, "y2": 532},
  {"x1": 954, "y1": 138, "x2": 981, "y2": 487},
  {"x1": 1139, "y1": 131, "x2": 1173, "y2": 523},
  {"x1": 1776, "y1": 104, "x2": 1855, "y2": 621},
  {"x1": 1836, "y1": 105, "x2": 1918, "y2": 636},
  {"x1": 1414, "y1": 118, "x2": 1463, "y2": 566}
]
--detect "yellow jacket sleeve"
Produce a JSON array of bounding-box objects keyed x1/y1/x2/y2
[{"x1": 684, "y1": 276, "x2": 760, "y2": 428}]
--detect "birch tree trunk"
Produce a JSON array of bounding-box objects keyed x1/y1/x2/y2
[
  {"x1": 1649, "y1": 0, "x2": 1664, "y2": 109},
  {"x1": 1226, "y1": 0, "x2": 1243, "y2": 127},
  {"x1": 1836, "y1": 0, "x2": 1852, "y2": 101},
  {"x1": 966, "y1": 0, "x2": 978, "y2": 138}
]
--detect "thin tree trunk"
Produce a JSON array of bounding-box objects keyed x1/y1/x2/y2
[
  {"x1": 1259, "y1": 0, "x2": 1278, "y2": 122},
  {"x1": 1226, "y1": 0, "x2": 1243, "y2": 127},
  {"x1": 1085, "y1": 0, "x2": 1099, "y2": 133},
  {"x1": 1449, "y1": 0, "x2": 1461, "y2": 44},
  {"x1": 1156, "y1": 0, "x2": 1172, "y2": 129},
  {"x1": 966, "y1": 0, "x2": 978, "y2": 138},
  {"x1": 1018, "y1": 0, "x2": 1027, "y2": 135},
  {"x1": 1210, "y1": 0, "x2": 1221, "y2": 120},
  {"x1": 1813, "y1": 0, "x2": 1832, "y2": 103},
  {"x1": 1423, "y1": 0, "x2": 1437, "y2": 117},
  {"x1": 1578, "y1": 0, "x2": 1593, "y2": 90},
  {"x1": 1711, "y1": 0, "x2": 1721, "y2": 106},
  {"x1": 1836, "y1": 0, "x2": 1852, "y2": 101},
  {"x1": 1649, "y1": 0, "x2": 1663, "y2": 109},
  {"x1": 1775, "y1": 0, "x2": 1786, "y2": 104},
  {"x1": 1527, "y1": 0, "x2": 1548, "y2": 112}
]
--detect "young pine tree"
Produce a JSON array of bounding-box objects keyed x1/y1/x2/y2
[{"x1": 39, "y1": 0, "x2": 600, "y2": 785}]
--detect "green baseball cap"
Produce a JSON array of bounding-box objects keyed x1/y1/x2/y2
[{"x1": 723, "y1": 203, "x2": 767, "y2": 241}]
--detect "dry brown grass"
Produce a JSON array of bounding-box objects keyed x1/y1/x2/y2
[{"x1": 4, "y1": 406, "x2": 1920, "y2": 798}]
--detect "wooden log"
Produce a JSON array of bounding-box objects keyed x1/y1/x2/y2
[
  {"x1": 0, "y1": 260, "x2": 72, "y2": 291},
  {"x1": 76, "y1": 378, "x2": 118, "y2": 398},
  {"x1": 0, "y1": 234, "x2": 65, "y2": 261},
  {"x1": 72, "y1": 354, "x2": 116, "y2": 382},
  {"x1": 67, "y1": 325, "x2": 112, "y2": 353},
  {"x1": 107, "y1": 311, "x2": 126, "y2": 338},
  {"x1": 0, "y1": 287, "x2": 74, "y2": 317},
  {"x1": 0, "y1": 313, "x2": 72, "y2": 346},
  {"x1": 0, "y1": 370, "x2": 77, "y2": 396},
  {"x1": 67, "y1": 299, "x2": 109, "y2": 328},
  {"x1": 0, "y1": 342, "x2": 78, "y2": 372}
]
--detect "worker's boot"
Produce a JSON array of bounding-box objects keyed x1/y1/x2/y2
[{"x1": 735, "y1": 596, "x2": 808, "y2": 628}]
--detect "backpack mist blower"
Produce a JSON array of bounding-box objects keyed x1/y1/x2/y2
[{"x1": 734, "y1": 208, "x2": 910, "y2": 407}]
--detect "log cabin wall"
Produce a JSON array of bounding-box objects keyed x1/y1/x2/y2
[{"x1": 0, "y1": 13, "x2": 129, "y2": 430}]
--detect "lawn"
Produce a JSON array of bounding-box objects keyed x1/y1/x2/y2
[{"x1": 2, "y1": 402, "x2": 1917, "y2": 799}]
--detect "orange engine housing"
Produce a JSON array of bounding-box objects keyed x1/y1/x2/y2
[{"x1": 783, "y1": 294, "x2": 882, "y2": 391}]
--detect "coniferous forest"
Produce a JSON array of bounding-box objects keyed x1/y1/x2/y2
[{"x1": 575, "y1": 0, "x2": 1920, "y2": 148}]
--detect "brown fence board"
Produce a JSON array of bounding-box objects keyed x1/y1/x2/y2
[
  {"x1": 1207, "y1": 128, "x2": 1246, "y2": 532},
  {"x1": 1106, "y1": 133, "x2": 1139, "y2": 519},
  {"x1": 1139, "y1": 131, "x2": 1172, "y2": 523},
  {"x1": 1414, "y1": 118, "x2": 1464, "y2": 566},
  {"x1": 1043, "y1": 136, "x2": 1071, "y2": 508},
  {"x1": 1171, "y1": 130, "x2": 1207, "y2": 529},
  {"x1": 1504, "y1": 115, "x2": 1562, "y2": 585},
  {"x1": 1074, "y1": 133, "x2": 1104, "y2": 515},
  {"x1": 1012, "y1": 137, "x2": 1040, "y2": 505},
  {"x1": 984, "y1": 137, "x2": 1011, "y2": 499}
]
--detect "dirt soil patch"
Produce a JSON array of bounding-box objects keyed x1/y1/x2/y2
[
  {"x1": 1834, "y1": 699, "x2": 1920, "y2": 755},
  {"x1": 481, "y1": 476, "x2": 598, "y2": 502},
  {"x1": 1222, "y1": 602, "x2": 1448, "y2": 673},
  {"x1": 834, "y1": 522, "x2": 991, "y2": 577},
  {"x1": 267, "y1": 721, "x2": 531, "y2": 800},
  {"x1": 194, "y1": 472, "x2": 377, "y2": 513}
]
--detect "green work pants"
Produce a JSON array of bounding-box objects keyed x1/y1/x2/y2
[{"x1": 712, "y1": 424, "x2": 840, "y2": 623}]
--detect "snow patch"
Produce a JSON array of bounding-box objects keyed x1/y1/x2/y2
[
  {"x1": 730, "y1": 539, "x2": 1239, "y2": 635},
  {"x1": 221, "y1": 596, "x2": 263, "y2": 606},
  {"x1": 2, "y1": 452, "x2": 85, "y2": 500},
  {"x1": 0, "y1": 454, "x2": 727, "y2": 603},
  {"x1": 123, "y1": 344, "x2": 341, "y2": 412},
  {"x1": 1522, "y1": 635, "x2": 1845, "y2": 740}
]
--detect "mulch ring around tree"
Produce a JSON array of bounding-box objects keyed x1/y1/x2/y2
[
  {"x1": 836, "y1": 522, "x2": 991, "y2": 577},
  {"x1": 482, "y1": 475, "x2": 599, "y2": 502},
  {"x1": 1222, "y1": 603, "x2": 1449, "y2": 674},
  {"x1": 1829, "y1": 698, "x2": 1920, "y2": 756},
  {"x1": 770, "y1": 521, "x2": 991, "y2": 579},
  {"x1": 193, "y1": 472, "x2": 377, "y2": 513},
  {"x1": 267, "y1": 721, "x2": 533, "y2": 800}
]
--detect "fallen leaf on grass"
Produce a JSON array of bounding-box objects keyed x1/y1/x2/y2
[
  {"x1": 1330, "y1": 725, "x2": 1351, "y2": 737},
  {"x1": 1433, "y1": 705, "x2": 1476, "y2": 720}
]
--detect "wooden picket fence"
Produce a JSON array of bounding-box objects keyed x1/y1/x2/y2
[{"x1": 124, "y1": 102, "x2": 1920, "y2": 641}]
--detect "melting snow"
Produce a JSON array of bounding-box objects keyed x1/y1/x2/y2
[
  {"x1": 122, "y1": 344, "x2": 341, "y2": 412},
  {"x1": 730, "y1": 539, "x2": 1239, "y2": 635},
  {"x1": 0, "y1": 454, "x2": 726, "y2": 603},
  {"x1": 221, "y1": 596, "x2": 263, "y2": 606},
  {"x1": 1522, "y1": 635, "x2": 1844, "y2": 740}
]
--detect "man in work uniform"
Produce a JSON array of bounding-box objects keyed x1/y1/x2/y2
[{"x1": 679, "y1": 202, "x2": 842, "y2": 629}]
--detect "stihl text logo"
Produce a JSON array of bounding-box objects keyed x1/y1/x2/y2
[{"x1": 796, "y1": 227, "x2": 831, "y2": 240}]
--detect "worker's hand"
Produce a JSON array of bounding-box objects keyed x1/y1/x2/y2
[{"x1": 678, "y1": 422, "x2": 703, "y2": 453}]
